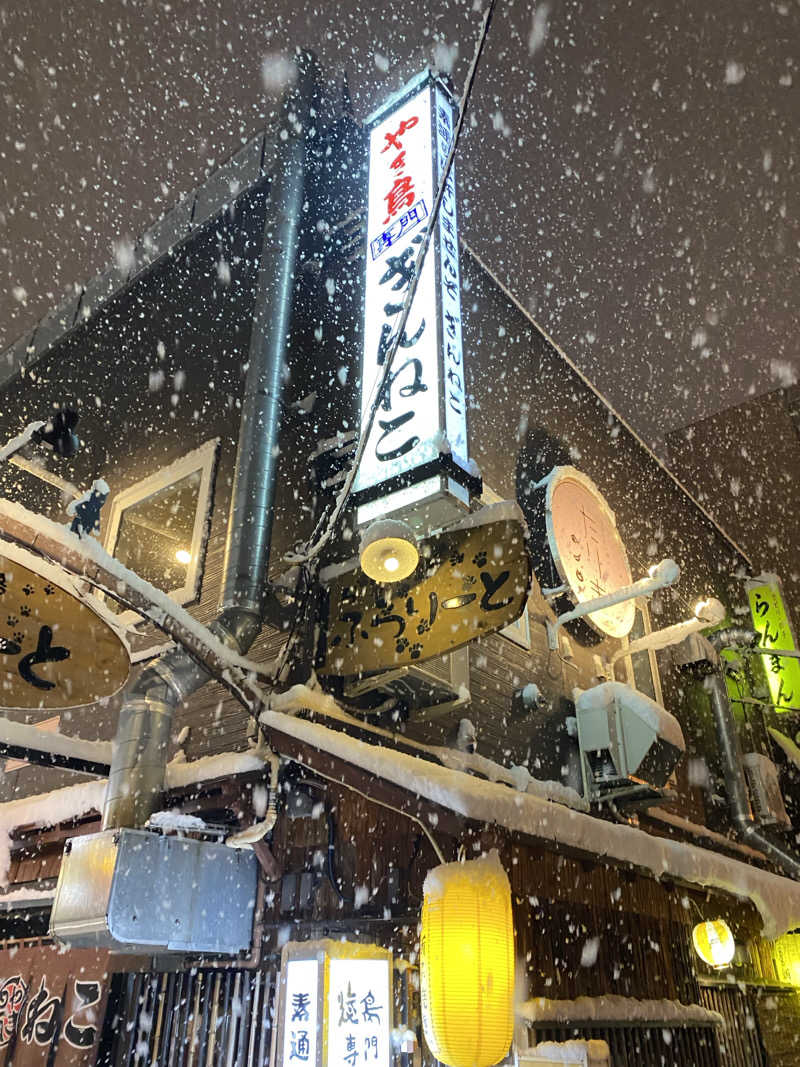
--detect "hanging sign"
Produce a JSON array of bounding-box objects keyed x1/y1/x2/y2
[
  {"x1": 354, "y1": 70, "x2": 474, "y2": 508},
  {"x1": 0, "y1": 544, "x2": 129, "y2": 709},
  {"x1": 747, "y1": 576, "x2": 800, "y2": 711},
  {"x1": 273, "y1": 941, "x2": 392, "y2": 1067},
  {"x1": 317, "y1": 501, "x2": 531, "y2": 677},
  {"x1": 530, "y1": 466, "x2": 635, "y2": 643}
]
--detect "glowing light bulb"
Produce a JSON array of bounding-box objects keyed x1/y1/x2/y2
[
  {"x1": 383, "y1": 554, "x2": 400, "y2": 573},
  {"x1": 175, "y1": 549, "x2": 191, "y2": 565}
]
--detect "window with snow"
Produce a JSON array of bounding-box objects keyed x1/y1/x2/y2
[{"x1": 103, "y1": 439, "x2": 218, "y2": 624}]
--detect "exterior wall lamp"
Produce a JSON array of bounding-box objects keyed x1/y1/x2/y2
[
  {"x1": 692, "y1": 919, "x2": 736, "y2": 969},
  {"x1": 360, "y1": 518, "x2": 419, "y2": 583},
  {"x1": 420, "y1": 851, "x2": 515, "y2": 1067}
]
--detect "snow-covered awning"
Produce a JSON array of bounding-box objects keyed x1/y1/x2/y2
[
  {"x1": 258, "y1": 708, "x2": 800, "y2": 939},
  {"x1": 517, "y1": 995, "x2": 723, "y2": 1028}
]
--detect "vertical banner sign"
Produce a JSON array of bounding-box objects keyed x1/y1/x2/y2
[
  {"x1": 274, "y1": 942, "x2": 392, "y2": 1067},
  {"x1": 327, "y1": 958, "x2": 391, "y2": 1067},
  {"x1": 355, "y1": 73, "x2": 469, "y2": 503},
  {"x1": 747, "y1": 577, "x2": 800, "y2": 711},
  {"x1": 282, "y1": 959, "x2": 321, "y2": 1067}
]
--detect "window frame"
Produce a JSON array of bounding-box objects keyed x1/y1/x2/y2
[
  {"x1": 102, "y1": 438, "x2": 219, "y2": 627},
  {"x1": 615, "y1": 596, "x2": 664, "y2": 706}
]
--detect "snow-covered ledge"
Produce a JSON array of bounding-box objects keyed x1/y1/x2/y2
[
  {"x1": 0, "y1": 749, "x2": 266, "y2": 885},
  {"x1": 517, "y1": 995, "x2": 723, "y2": 1028},
  {"x1": 259, "y1": 708, "x2": 800, "y2": 938}
]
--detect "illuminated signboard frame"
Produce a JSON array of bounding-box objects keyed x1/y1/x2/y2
[
  {"x1": 273, "y1": 940, "x2": 393, "y2": 1067},
  {"x1": 530, "y1": 466, "x2": 635, "y2": 645},
  {"x1": 353, "y1": 70, "x2": 479, "y2": 522},
  {"x1": 746, "y1": 575, "x2": 800, "y2": 712}
]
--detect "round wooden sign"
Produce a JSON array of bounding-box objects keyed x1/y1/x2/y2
[
  {"x1": 544, "y1": 466, "x2": 635, "y2": 640},
  {"x1": 0, "y1": 545, "x2": 130, "y2": 710}
]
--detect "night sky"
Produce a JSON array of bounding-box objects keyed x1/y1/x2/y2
[{"x1": 0, "y1": 0, "x2": 797, "y2": 449}]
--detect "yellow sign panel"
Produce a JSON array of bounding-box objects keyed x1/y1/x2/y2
[
  {"x1": 318, "y1": 503, "x2": 531, "y2": 677},
  {"x1": 748, "y1": 580, "x2": 800, "y2": 711},
  {"x1": 773, "y1": 932, "x2": 800, "y2": 986},
  {"x1": 0, "y1": 553, "x2": 129, "y2": 710}
]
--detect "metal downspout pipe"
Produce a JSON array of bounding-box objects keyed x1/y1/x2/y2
[
  {"x1": 102, "y1": 52, "x2": 317, "y2": 830},
  {"x1": 703, "y1": 629, "x2": 800, "y2": 880}
]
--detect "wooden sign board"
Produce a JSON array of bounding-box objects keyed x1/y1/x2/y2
[
  {"x1": 317, "y1": 501, "x2": 531, "y2": 677},
  {"x1": 0, "y1": 548, "x2": 129, "y2": 710}
]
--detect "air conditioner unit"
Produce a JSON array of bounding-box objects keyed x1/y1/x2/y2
[
  {"x1": 344, "y1": 646, "x2": 470, "y2": 721},
  {"x1": 743, "y1": 752, "x2": 791, "y2": 829}
]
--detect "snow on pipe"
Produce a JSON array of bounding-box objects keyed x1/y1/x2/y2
[
  {"x1": 703, "y1": 670, "x2": 800, "y2": 882},
  {"x1": 102, "y1": 54, "x2": 316, "y2": 831},
  {"x1": 608, "y1": 597, "x2": 725, "y2": 669},
  {"x1": 547, "y1": 558, "x2": 680, "y2": 650}
]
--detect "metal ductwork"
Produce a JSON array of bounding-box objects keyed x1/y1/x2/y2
[
  {"x1": 674, "y1": 626, "x2": 800, "y2": 879},
  {"x1": 703, "y1": 670, "x2": 800, "y2": 881},
  {"x1": 99, "y1": 52, "x2": 317, "y2": 831}
]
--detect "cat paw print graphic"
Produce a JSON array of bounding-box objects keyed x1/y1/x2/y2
[{"x1": 472, "y1": 551, "x2": 487, "y2": 568}]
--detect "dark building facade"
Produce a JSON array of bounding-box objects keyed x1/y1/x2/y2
[{"x1": 0, "y1": 58, "x2": 799, "y2": 1067}]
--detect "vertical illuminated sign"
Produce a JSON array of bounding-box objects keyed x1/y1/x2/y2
[
  {"x1": 281, "y1": 959, "x2": 321, "y2": 1067},
  {"x1": 273, "y1": 942, "x2": 392, "y2": 1067},
  {"x1": 355, "y1": 71, "x2": 472, "y2": 509},
  {"x1": 748, "y1": 576, "x2": 800, "y2": 711}
]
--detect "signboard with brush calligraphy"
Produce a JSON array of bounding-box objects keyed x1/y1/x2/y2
[
  {"x1": 317, "y1": 501, "x2": 531, "y2": 677},
  {"x1": 0, "y1": 544, "x2": 129, "y2": 710}
]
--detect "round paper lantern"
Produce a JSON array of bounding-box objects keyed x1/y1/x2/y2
[
  {"x1": 692, "y1": 920, "x2": 735, "y2": 969},
  {"x1": 420, "y1": 850, "x2": 515, "y2": 1067}
]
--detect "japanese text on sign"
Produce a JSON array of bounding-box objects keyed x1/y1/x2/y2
[
  {"x1": 318, "y1": 503, "x2": 531, "y2": 676},
  {"x1": 0, "y1": 973, "x2": 102, "y2": 1053},
  {"x1": 283, "y1": 960, "x2": 320, "y2": 1065},
  {"x1": 356, "y1": 76, "x2": 468, "y2": 501},
  {"x1": 748, "y1": 580, "x2": 800, "y2": 711},
  {"x1": 327, "y1": 960, "x2": 391, "y2": 1067}
]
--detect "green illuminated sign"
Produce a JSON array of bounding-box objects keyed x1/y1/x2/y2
[{"x1": 748, "y1": 579, "x2": 800, "y2": 712}]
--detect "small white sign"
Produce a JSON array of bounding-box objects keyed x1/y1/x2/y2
[
  {"x1": 356, "y1": 74, "x2": 469, "y2": 504},
  {"x1": 282, "y1": 959, "x2": 320, "y2": 1067},
  {"x1": 327, "y1": 958, "x2": 391, "y2": 1067}
]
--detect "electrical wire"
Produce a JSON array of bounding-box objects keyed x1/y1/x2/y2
[
  {"x1": 287, "y1": 0, "x2": 498, "y2": 566},
  {"x1": 271, "y1": 740, "x2": 447, "y2": 864}
]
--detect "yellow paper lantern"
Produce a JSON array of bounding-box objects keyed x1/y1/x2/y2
[
  {"x1": 420, "y1": 850, "x2": 515, "y2": 1067},
  {"x1": 692, "y1": 920, "x2": 735, "y2": 969}
]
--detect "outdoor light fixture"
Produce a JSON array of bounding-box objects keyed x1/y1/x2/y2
[
  {"x1": 692, "y1": 919, "x2": 736, "y2": 969},
  {"x1": 359, "y1": 519, "x2": 419, "y2": 583},
  {"x1": 175, "y1": 549, "x2": 192, "y2": 565},
  {"x1": 420, "y1": 850, "x2": 514, "y2": 1067}
]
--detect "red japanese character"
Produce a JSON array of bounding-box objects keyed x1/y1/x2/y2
[
  {"x1": 383, "y1": 176, "x2": 415, "y2": 224},
  {"x1": 381, "y1": 116, "x2": 419, "y2": 153},
  {"x1": 389, "y1": 151, "x2": 407, "y2": 171}
]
